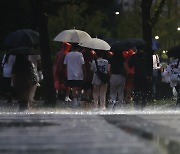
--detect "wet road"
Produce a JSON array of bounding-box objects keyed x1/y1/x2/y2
[{"x1": 0, "y1": 101, "x2": 180, "y2": 154}]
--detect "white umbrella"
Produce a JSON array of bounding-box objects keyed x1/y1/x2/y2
[
  {"x1": 79, "y1": 38, "x2": 111, "y2": 51},
  {"x1": 53, "y1": 29, "x2": 91, "y2": 43}
]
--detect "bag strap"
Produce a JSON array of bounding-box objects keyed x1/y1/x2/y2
[
  {"x1": 94, "y1": 58, "x2": 100, "y2": 73},
  {"x1": 155, "y1": 54, "x2": 160, "y2": 65}
]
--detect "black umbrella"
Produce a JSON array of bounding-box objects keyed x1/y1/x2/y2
[
  {"x1": 167, "y1": 44, "x2": 180, "y2": 58},
  {"x1": 8, "y1": 47, "x2": 40, "y2": 55},
  {"x1": 127, "y1": 38, "x2": 146, "y2": 48},
  {"x1": 3, "y1": 29, "x2": 39, "y2": 49},
  {"x1": 111, "y1": 38, "x2": 146, "y2": 53}
]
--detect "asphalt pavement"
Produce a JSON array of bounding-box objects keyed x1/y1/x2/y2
[{"x1": 0, "y1": 100, "x2": 179, "y2": 154}]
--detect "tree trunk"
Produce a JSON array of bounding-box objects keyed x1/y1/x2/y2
[
  {"x1": 141, "y1": 0, "x2": 153, "y2": 55},
  {"x1": 36, "y1": 0, "x2": 57, "y2": 107}
]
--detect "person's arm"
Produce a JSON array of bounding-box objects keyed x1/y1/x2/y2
[{"x1": 107, "y1": 63, "x2": 111, "y2": 75}]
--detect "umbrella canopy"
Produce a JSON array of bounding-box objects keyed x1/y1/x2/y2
[
  {"x1": 3, "y1": 29, "x2": 39, "y2": 49},
  {"x1": 167, "y1": 44, "x2": 180, "y2": 58},
  {"x1": 53, "y1": 29, "x2": 91, "y2": 43},
  {"x1": 79, "y1": 38, "x2": 111, "y2": 51},
  {"x1": 8, "y1": 47, "x2": 40, "y2": 55},
  {"x1": 111, "y1": 38, "x2": 146, "y2": 53}
]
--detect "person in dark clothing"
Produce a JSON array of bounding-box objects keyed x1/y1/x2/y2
[
  {"x1": 128, "y1": 46, "x2": 152, "y2": 110},
  {"x1": 12, "y1": 55, "x2": 38, "y2": 111},
  {"x1": 109, "y1": 52, "x2": 126, "y2": 109}
]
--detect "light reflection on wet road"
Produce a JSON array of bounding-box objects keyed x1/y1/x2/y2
[{"x1": 0, "y1": 110, "x2": 180, "y2": 154}]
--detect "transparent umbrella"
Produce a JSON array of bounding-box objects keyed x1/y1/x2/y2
[{"x1": 79, "y1": 38, "x2": 111, "y2": 51}]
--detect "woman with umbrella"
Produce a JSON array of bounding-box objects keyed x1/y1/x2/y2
[{"x1": 11, "y1": 48, "x2": 39, "y2": 111}]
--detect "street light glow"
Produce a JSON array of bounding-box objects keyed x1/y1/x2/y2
[
  {"x1": 177, "y1": 27, "x2": 180, "y2": 31},
  {"x1": 155, "y1": 36, "x2": 159, "y2": 39},
  {"x1": 115, "y1": 11, "x2": 119, "y2": 15}
]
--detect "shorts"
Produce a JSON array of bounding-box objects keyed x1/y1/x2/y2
[
  {"x1": 66, "y1": 80, "x2": 84, "y2": 88},
  {"x1": 82, "y1": 81, "x2": 93, "y2": 90}
]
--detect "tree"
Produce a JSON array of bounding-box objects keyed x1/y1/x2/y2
[{"x1": 141, "y1": 0, "x2": 166, "y2": 54}]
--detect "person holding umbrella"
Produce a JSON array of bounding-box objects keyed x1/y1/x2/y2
[
  {"x1": 64, "y1": 43, "x2": 86, "y2": 108},
  {"x1": 90, "y1": 50, "x2": 110, "y2": 111},
  {"x1": 128, "y1": 44, "x2": 152, "y2": 110},
  {"x1": 108, "y1": 50, "x2": 126, "y2": 109},
  {"x1": 11, "y1": 52, "x2": 39, "y2": 111},
  {"x1": 166, "y1": 45, "x2": 180, "y2": 108},
  {"x1": 79, "y1": 38, "x2": 111, "y2": 111}
]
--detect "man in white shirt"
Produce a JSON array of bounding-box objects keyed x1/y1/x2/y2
[
  {"x1": 64, "y1": 44, "x2": 86, "y2": 107},
  {"x1": 152, "y1": 54, "x2": 161, "y2": 99}
]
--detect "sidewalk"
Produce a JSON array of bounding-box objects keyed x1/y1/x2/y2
[{"x1": 0, "y1": 98, "x2": 176, "y2": 114}]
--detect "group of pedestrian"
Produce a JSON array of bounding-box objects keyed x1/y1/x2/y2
[
  {"x1": 52, "y1": 41, "x2": 155, "y2": 111},
  {"x1": 1, "y1": 37, "x2": 179, "y2": 112}
]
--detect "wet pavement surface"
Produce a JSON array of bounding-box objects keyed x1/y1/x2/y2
[{"x1": 0, "y1": 100, "x2": 180, "y2": 154}]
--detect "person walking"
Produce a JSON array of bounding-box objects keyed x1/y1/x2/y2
[
  {"x1": 28, "y1": 54, "x2": 43, "y2": 106},
  {"x1": 128, "y1": 45, "x2": 152, "y2": 110},
  {"x1": 90, "y1": 50, "x2": 110, "y2": 111},
  {"x1": 152, "y1": 53, "x2": 161, "y2": 100},
  {"x1": 64, "y1": 43, "x2": 86, "y2": 107},
  {"x1": 123, "y1": 49, "x2": 135, "y2": 105},
  {"x1": 80, "y1": 47, "x2": 94, "y2": 102},
  {"x1": 166, "y1": 57, "x2": 180, "y2": 108},
  {"x1": 1, "y1": 53, "x2": 16, "y2": 103},
  {"x1": 12, "y1": 55, "x2": 38, "y2": 111},
  {"x1": 53, "y1": 42, "x2": 72, "y2": 102},
  {"x1": 109, "y1": 51, "x2": 126, "y2": 109}
]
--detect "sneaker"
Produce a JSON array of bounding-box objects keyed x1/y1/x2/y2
[
  {"x1": 108, "y1": 100, "x2": 116, "y2": 108},
  {"x1": 65, "y1": 96, "x2": 72, "y2": 102}
]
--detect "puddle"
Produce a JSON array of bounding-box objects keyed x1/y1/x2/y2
[
  {"x1": 104, "y1": 118, "x2": 180, "y2": 154},
  {"x1": 0, "y1": 121, "x2": 57, "y2": 127}
]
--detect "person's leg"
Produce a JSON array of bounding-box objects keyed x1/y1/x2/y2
[
  {"x1": 175, "y1": 84, "x2": 180, "y2": 108},
  {"x1": 65, "y1": 87, "x2": 72, "y2": 102},
  {"x1": 109, "y1": 75, "x2": 118, "y2": 107},
  {"x1": 99, "y1": 83, "x2": 107, "y2": 110},
  {"x1": 93, "y1": 85, "x2": 100, "y2": 108},
  {"x1": 29, "y1": 84, "x2": 37, "y2": 106},
  {"x1": 72, "y1": 86, "x2": 79, "y2": 107},
  {"x1": 117, "y1": 76, "x2": 126, "y2": 108},
  {"x1": 124, "y1": 74, "x2": 134, "y2": 104}
]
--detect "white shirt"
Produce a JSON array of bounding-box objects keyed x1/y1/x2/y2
[
  {"x1": 64, "y1": 51, "x2": 85, "y2": 80},
  {"x1": 2, "y1": 54, "x2": 16, "y2": 77},
  {"x1": 166, "y1": 58, "x2": 180, "y2": 87},
  {"x1": 152, "y1": 54, "x2": 161, "y2": 69}
]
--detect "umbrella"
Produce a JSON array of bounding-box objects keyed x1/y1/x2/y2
[
  {"x1": 79, "y1": 38, "x2": 111, "y2": 51},
  {"x1": 8, "y1": 47, "x2": 40, "y2": 55},
  {"x1": 3, "y1": 29, "x2": 39, "y2": 49},
  {"x1": 111, "y1": 38, "x2": 146, "y2": 53},
  {"x1": 167, "y1": 44, "x2": 180, "y2": 58},
  {"x1": 53, "y1": 29, "x2": 91, "y2": 43},
  {"x1": 111, "y1": 40, "x2": 133, "y2": 53}
]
